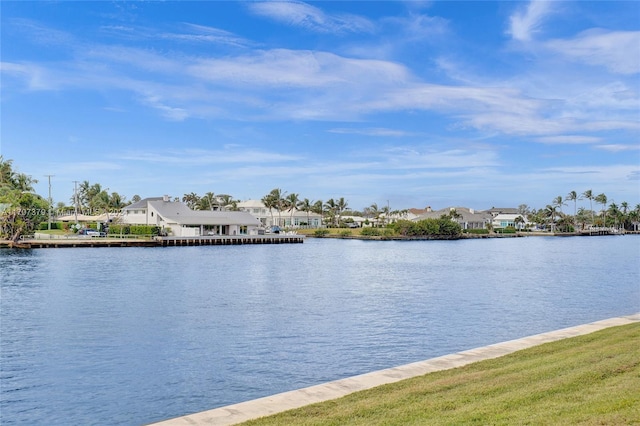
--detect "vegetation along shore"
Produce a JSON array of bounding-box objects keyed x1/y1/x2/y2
[{"x1": 2, "y1": 156, "x2": 639, "y2": 246}]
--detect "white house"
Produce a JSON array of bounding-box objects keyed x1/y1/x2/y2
[
  {"x1": 235, "y1": 199, "x2": 322, "y2": 228},
  {"x1": 492, "y1": 213, "x2": 528, "y2": 230},
  {"x1": 121, "y1": 197, "x2": 261, "y2": 237}
]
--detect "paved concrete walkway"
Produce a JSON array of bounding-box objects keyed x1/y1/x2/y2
[{"x1": 150, "y1": 313, "x2": 640, "y2": 426}]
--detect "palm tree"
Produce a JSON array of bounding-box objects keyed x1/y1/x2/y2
[
  {"x1": 199, "y1": 192, "x2": 216, "y2": 211},
  {"x1": 514, "y1": 215, "x2": 525, "y2": 231},
  {"x1": 566, "y1": 191, "x2": 578, "y2": 225},
  {"x1": 217, "y1": 194, "x2": 234, "y2": 210},
  {"x1": 576, "y1": 207, "x2": 590, "y2": 231},
  {"x1": 365, "y1": 203, "x2": 380, "y2": 226},
  {"x1": 607, "y1": 203, "x2": 621, "y2": 230},
  {"x1": 582, "y1": 189, "x2": 594, "y2": 225},
  {"x1": 620, "y1": 201, "x2": 630, "y2": 230},
  {"x1": 336, "y1": 197, "x2": 348, "y2": 224},
  {"x1": 629, "y1": 206, "x2": 640, "y2": 232},
  {"x1": 380, "y1": 204, "x2": 390, "y2": 227},
  {"x1": 594, "y1": 193, "x2": 607, "y2": 226},
  {"x1": 553, "y1": 195, "x2": 567, "y2": 215},
  {"x1": 285, "y1": 193, "x2": 300, "y2": 226},
  {"x1": 299, "y1": 198, "x2": 313, "y2": 227},
  {"x1": 324, "y1": 198, "x2": 337, "y2": 227},
  {"x1": 544, "y1": 204, "x2": 558, "y2": 232},
  {"x1": 182, "y1": 192, "x2": 200, "y2": 210},
  {"x1": 312, "y1": 200, "x2": 323, "y2": 226},
  {"x1": 261, "y1": 192, "x2": 277, "y2": 228}
]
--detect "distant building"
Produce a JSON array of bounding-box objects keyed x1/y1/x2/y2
[
  {"x1": 413, "y1": 207, "x2": 492, "y2": 230},
  {"x1": 486, "y1": 207, "x2": 520, "y2": 217},
  {"x1": 121, "y1": 196, "x2": 261, "y2": 237},
  {"x1": 492, "y1": 213, "x2": 529, "y2": 230},
  {"x1": 235, "y1": 200, "x2": 322, "y2": 228}
]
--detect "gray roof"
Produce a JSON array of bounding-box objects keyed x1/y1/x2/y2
[
  {"x1": 123, "y1": 197, "x2": 164, "y2": 210},
  {"x1": 149, "y1": 201, "x2": 261, "y2": 226}
]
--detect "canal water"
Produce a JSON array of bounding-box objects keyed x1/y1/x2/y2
[{"x1": 1, "y1": 236, "x2": 639, "y2": 425}]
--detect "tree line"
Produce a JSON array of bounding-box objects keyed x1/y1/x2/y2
[
  {"x1": 517, "y1": 190, "x2": 640, "y2": 232},
  {"x1": 2, "y1": 156, "x2": 639, "y2": 242}
]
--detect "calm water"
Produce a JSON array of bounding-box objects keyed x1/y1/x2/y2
[{"x1": 1, "y1": 236, "x2": 639, "y2": 425}]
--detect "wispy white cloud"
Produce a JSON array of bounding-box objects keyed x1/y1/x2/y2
[
  {"x1": 248, "y1": 1, "x2": 374, "y2": 34},
  {"x1": 595, "y1": 144, "x2": 640, "y2": 153},
  {"x1": 535, "y1": 135, "x2": 601, "y2": 145},
  {"x1": 187, "y1": 49, "x2": 411, "y2": 88},
  {"x1": 507, "y1": 0, "x2": 553, "y2": 42},
  {"x1": 328, "y1": 127, "x2": 414, "y2": 137},
  {"x1": 545, "y1": 29, "x2": 640, "y2": 75},
  {"x1": 118, "y1": 147, "x2": 304, "y2": 165}
]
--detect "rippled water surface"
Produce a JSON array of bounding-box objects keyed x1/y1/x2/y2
[{"x1": 1, "y1": 236, "x2": 639, "y2": 425}]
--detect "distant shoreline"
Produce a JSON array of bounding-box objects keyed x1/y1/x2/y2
[{"x1": 2, "y1": 230, "x2": 635, "y2": 249}]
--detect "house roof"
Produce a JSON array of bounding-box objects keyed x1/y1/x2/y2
[
  {"x1": 487, "y1": 207, "x2": 519, "y2": 215},
  {"x1": 123, "y1": 197, "x2": 164, "y2": 210},
  {"x1": 236, "y1": 199, "x2": 266, "y2": 209},
  {"x1": 149, "y1": 201, "x2": 261, "y2": 226},
  {"x1": 493, "y1": 213, "x2": 527, "y2": 221}
]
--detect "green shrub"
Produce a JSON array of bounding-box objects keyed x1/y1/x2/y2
[
  {"x1": 339, "y1": 230, "x2": 352, "y2": 237},
  {"x1": 392, "y1": 218, "x2": 461, "y2": 237},
  {"x1": 108, "y1": 224, "x2": 129, "y2": 235},
  {"x1": 360, "y1": 227, "x2": 380, "y2": 236},
  {"x1": 314, "y1": 229, "x2": 330, "y2": 237},
  {"x1": 464, "y1": 229, "x2": 490, "y2": 235}
]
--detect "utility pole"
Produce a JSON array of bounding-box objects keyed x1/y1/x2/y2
[
  {"x1": 45, "y1": 175, "x2": 54, "y2": 230},
  {"x1": 73, "y1": 180, "x2": 79, "y2": 224}
]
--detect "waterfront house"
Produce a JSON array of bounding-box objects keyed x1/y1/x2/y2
[
  {"x1": 492, "y1": 213, "x2": 529, "y2": 230},
  {"x1": 235, "y1": 199, "x2": 322, "y2": 228},
  {"x1": 121, "y1": 196, "x2": 261, "y2": 236},
  {"x1": 413, "y1": 207, "x2": 492, "y2": 230}
]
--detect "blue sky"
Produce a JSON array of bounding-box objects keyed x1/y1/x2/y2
[{"x1": 1, "y1": 1, "x2": 639, "y2": 211}]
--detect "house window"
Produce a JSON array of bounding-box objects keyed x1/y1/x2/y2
[{"x1": 240, "y1": 226, "x2": 247, "y2": 235}]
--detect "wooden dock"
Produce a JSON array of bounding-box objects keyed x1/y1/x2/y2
[
  {"x1": 7, "y1": 235, "x2": 304, "y2": 249},
  {"x1": 158, "y1": 235, "x2": 304, "y2": 247}
]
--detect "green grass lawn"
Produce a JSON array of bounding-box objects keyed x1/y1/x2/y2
[{"x1": 241, "y1": 323, "x2": 640, "y2": 425}]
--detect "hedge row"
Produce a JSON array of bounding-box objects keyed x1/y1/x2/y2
[
  {"x1": 108, "y1": 224, "x2": 161, "y2": 235},
  {"x1": 391, "y1": 218, "x2": 462, "y2": 237}
]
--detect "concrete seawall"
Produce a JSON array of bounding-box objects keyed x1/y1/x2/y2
[{"x1": 149, "y1": 313, "x2": 640, "y2": 426}]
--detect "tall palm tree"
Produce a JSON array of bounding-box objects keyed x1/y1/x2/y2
[
  {"x1": 553, "y1": 195, "x2": 567, "y2": 215},
  {"x1": 217, "y1": 194, "x2": 234, "y2": 210},
  {"x1": 312, "y1": 200, "x2": 323, "y2": 226},
  {"x1": 285, "y1": 193, "x2": 300, "y2": 226},
  {"x1": 607, "y1": 203, "x2": 621, "y2": 230},
  {"x1": 582, "y1": 189, "x2": 594, "y2": 224},
  {"x1": 337, "y1": 197, "x2": 348, "y2": 224},
  {"x1": 261, "y1": 192, "x2": 277, "y2": 227},
  {"x1": 365, "y1": 203, "x2": 380, "y2": 226},
  {"x1": 201, "y1": 191, "x2": 217, "y2": 211},
  {"x1": 182, "y1": 192, "x2": 200, "y2": 210},
  {"x1": 595, "y1": 193, "x2": 607, "y2": 226},
  {"x1": 544, "y1": 204, "x2": 558, "y2": 232},
  {"x1": 299, "y1": 198, "x2": 313, "y2": 227},
  {"x1": 566, "y1": 191, "x2": 578, "y2": 223},
  {"x1": 620, "y1": 201, "x2": 630, "y2": 230},
  {"x1": 324, "y1": 198, "x2": 338, "y2": 227}
]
